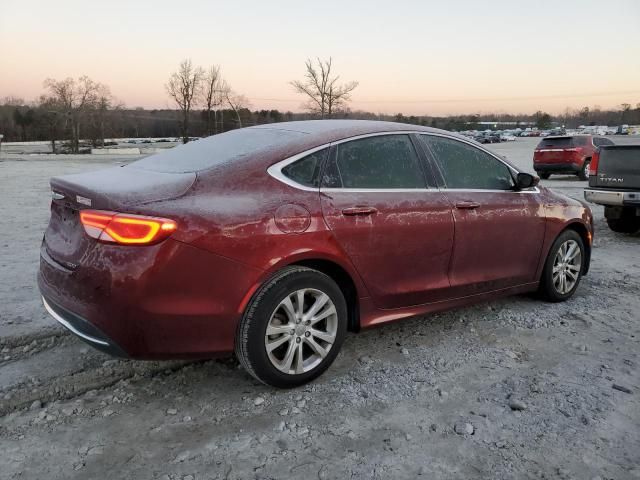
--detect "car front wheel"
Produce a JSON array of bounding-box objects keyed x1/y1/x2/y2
[
  {"x1": 539, "y1": 230, "x2": 585, "y2": 302},
  {"x1": 235, "y1": 266, "x2": 347, "y2": 388}
]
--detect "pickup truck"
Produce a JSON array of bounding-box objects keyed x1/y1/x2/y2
[{"x1": 584, "y1": 145, "x2": 640, "y2": 233}]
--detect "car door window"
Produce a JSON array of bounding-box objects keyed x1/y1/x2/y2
[
  {"x1": 324, "y1": 135, "x2": 425, "y2": 189},
  {"x1": 421, "y1": 135, "x2": 515, "y2": 190},
  {"x1": 281, "y1": 148, "x2": 327, "y2": 188}
]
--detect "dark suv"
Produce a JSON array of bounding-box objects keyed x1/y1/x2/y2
[{"x1": 533, "y1": 135, "x2": 614, "y2": 180}]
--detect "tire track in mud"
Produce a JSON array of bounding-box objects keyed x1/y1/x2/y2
[
  {"x1": 0, "y1": 329, "x2": 71, "y2": 367},
  {"x1": 0, "y1": 340, "x2": 198, "y2": 416},
  {"x1": 0, "y1": 326, "x2": 67, "y2": 350}
]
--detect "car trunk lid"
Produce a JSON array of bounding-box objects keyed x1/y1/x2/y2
[{"x1": 45, "y1": 166, "x2": 195, "y2": 268}]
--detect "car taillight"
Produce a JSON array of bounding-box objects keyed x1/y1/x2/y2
[
  {"x1": 79, "y1": 210, "x2": 177, "y2": 245},
  {"x1": 589, "y1": 150, "x2": 600, "y2": 176}
]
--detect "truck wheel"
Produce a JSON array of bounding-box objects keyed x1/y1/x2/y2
[
  {"x1": 577, "y1": 160, "x2": 590, "y2": 181},
  {"x1": 607, "y1": 216, "x2": 640, "y2": 234},
  {"x1": 539, "y1": 172, "x2": 550, "y2": 180}
]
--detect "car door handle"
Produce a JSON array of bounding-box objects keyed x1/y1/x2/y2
[
  {"x1": 455, "y1": 201, "x2": 480, "y2": 210},
  {"x1": 342, "y1": 206, "x2": 378, "y2": 216}
]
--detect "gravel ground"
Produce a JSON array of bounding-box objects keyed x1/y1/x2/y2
[{"x1": 1, "y1": 137, "x2": 639, "y2": 479}]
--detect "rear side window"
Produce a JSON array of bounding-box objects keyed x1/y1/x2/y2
[
  {"x1": 325, "y1": 135, "x2": 425, "y2": 189},
  {"x1": 421, "y1": 135, "x2": 514, "y2": 190},
  {"x1": 281, "y1": 149, "x2": 327, "y2": 188}
]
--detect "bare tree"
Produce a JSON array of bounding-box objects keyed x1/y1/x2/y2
[
  {"x1": 291, "y1": 58, "x2": 358, "y2": 118},
  {"x1": 87, "y1": 85, "x2": 116, "y2": 147},
  {"x1": 43, "y1": 76, "x2": 103, "y2": 153},
  {"x1": 221, "y1": 82, "x2": 250, "y2": 128},
  {"x1": 166, "y1": 59, "x2": 204, "y2": 143},
  {"x1": 200, "y1": 65, "x2": 224, "y2": 136},
  {"x1": 38, "y1": 95, "x2": 62, "y2": 153}
]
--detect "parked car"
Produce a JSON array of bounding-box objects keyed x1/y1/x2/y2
[
  {"x1": 475, "y1": 133, "x2": 501, "y2": 144},
  {"x1": 584, "y1": 145, "x2": 640, "y2": 233},
  {"x1": 501, "y1": 133, "x2": 517, "y2": 142},
  {"x1": 533, "y1": 135, "x2": 615, "y2": 180},
  {"x1": 474, "y1": 134, "x2": 492, "y2": 144},
  {"x1": 38, "y1": 120, "x2": 593, "y2": 388}
]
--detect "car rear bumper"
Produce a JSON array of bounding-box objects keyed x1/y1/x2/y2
[
  {"x1": 584, "y1": 188, "x2": 640, "y2": 206},
  {"x1": 534, "y1": 163, "x2": 582, "y2": 173},
  {"x1": 42, "y1": 295, "x2": 129, "y2": 357},
  {"x1": 37, "y1": 239, "x2": 263, "y2": 359}
]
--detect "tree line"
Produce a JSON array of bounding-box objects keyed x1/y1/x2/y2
[{"x1": 1, "y1": 56, "x2": 639, "y2": 149}]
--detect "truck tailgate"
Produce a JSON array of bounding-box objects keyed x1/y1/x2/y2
[{"x1": 589, "y1": 145, "x2": 640, "y2": 189}]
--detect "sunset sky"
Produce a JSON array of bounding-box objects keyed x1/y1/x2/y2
[{"x1": 2, "y1": 0, "x2": 639, "y2": 116}]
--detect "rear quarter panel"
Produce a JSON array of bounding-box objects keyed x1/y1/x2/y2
[{"x1": 132, "y1": 162, "x2": 370, "y2": 306}]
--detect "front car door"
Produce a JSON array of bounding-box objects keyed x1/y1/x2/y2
[
  {"x1": 418, "y1": 134, "x2": 546, "y2": 297},
  {"x1": 320, "y1": 133, "x2": 455, "y2": 309}
]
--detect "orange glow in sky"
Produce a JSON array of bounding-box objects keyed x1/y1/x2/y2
[{"x1": 2, "y1": 0, "x2": 639, "y2": 115}]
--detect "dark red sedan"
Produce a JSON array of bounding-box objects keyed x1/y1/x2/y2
[{"x1": 38, "y1": 120, "x2": 593, "y2": 387}]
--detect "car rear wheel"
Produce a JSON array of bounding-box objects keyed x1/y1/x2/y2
[
  {"x1": 539, "y1": 172, "x2": 551, "y2": 180},
  {"x1": 577, "y1": 160, "x2": 590, "y2": 181},
  {"x1": 539, "y1": 230, "x2": 585, "y2": 302},
  {"x1": 235, "y1": 266, "x2": 347, "y2": 388}
]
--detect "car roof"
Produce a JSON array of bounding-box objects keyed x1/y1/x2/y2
[
  {"x1": 544, "y1": 135, "x2": 590, "y2": 139},
  {"x1": 131, "y1": 120, "x2": 473, "y2": 174},
  {"x1": 250, "y1": 119, "x2": 455, "y2": 142}
]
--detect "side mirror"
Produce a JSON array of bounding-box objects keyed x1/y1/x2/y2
[{"x1": 515, "y1": 172, "x2": 539, "y2": 190}]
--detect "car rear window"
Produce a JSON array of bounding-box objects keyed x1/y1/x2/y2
[
  {"x1": 536, "y1": 137, "x2": 574, "y2": 149},
  {"x1": 131, "y1": 128, "x2": 306, "y2": 173}
]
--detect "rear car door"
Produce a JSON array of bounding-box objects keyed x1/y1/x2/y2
[
  {"x1": 320, "y1": 133, "x2": 455, "y2": 309},
  {"x1": 419, "y1": 134, "x2": 546, "y2": 297}
]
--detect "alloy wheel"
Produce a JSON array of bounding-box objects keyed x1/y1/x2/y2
[
  {"x1": 552, "y1": 239, "x2": 582, "y2": 295},
  {"x1": 265, "y1": 288, "x2": 338, "y2": 375}
]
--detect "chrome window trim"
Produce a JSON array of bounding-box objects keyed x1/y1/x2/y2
[
  {"x1": 267, "y1": 130, "x2": 538, "y2": 194},
  {"x1": 439, "y1": 187, "x2": 540, "y2": 194},
  {"x1": 42, "y1": 296, "x2": 110, "y2": 346},
  {"x1": 321, "y1": 188, "x2": 438, "y2": 193},
  {"x1": 266, "y1": 143, "x2": 330, "y2": 192},
  {"x1": 268, "y1": 131, "x2": 432, "y2": 192}
]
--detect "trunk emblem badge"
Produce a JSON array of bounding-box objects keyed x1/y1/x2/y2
[{"x1": 76, "y1": 195, "x2": 92, "y2": 206}]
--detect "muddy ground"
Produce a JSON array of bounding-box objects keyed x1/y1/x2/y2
[{"x1": 0, "y1": 138, "x2": 639, "y2": 479}]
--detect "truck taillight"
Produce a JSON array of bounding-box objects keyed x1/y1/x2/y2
[
  {"x1": 79, "y1": 210, "x2": 177, "y2": 245},
  {"x1": 589, "y1": 150, "x2": 600, "y2": 176}
]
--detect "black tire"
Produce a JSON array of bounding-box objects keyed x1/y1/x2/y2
[
  {"x1": 235, "y1": 266, "x2": 347, "y2": 388},
  {"x1": 607, "y1": 216, "x2": 640, "y2": 234},
  {"x1": 539, "y1": 230, "x2": 585, "y2": 302},
  {"x1": 577, "y1": 159, "x2": 590, "y2": 181},
  {"x1": 539, "y1": 172, "x2": 551, "y2": 180}
]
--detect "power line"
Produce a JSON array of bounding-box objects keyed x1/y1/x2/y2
[{"x1": 245, "y1": 90, "x2": 640, "y2": 105}]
